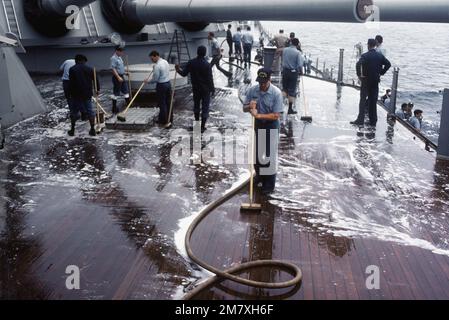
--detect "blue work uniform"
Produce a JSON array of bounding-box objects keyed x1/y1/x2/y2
[
  {"x1": 150, "y1": 58, "x2": 173, "y2": 124},
  {"x1": 110, "y1": 53, "x2": 129, "y2": 99},
  {"x1": 177, "y1": 56, "x2": 215, "y2": 121},
  {"x1": 60, "y1": 59, "x2": 76, "y2": 108},
  {"x1": 355, "y1": 49, "x2": 391, "y2": 126},
  {"x1": 244, "y1": 83, "x2": 283, "y2": 193},
  {"x1": 242, "y1": 32, "x2": 254, "y2": 67},
  {"x1": 233, "y1": 32, "x2": 243, "y2": 57},
  {"x1": 408, "y1": 116, "x2": 422, "y2": 130},
  {"x1": 68, "y1": 62, "x2": 100, "y2": 120},
  {"x1": 282, "y1": 45, "x2": 305, "y2": 97}
]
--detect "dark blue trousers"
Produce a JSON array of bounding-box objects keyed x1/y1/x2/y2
[
  {"x1": 193, "y1": 89, "x2": 211, "y2": 121},
  {"x1": 255, "y1": 120, "x2": 280, "y2": 193},
  {"x1": 356, "y1": 82, "x2": 379, "y2": 126},
  {"x1": 157, "y1": 82, "x2": 173, "y2": 124}
]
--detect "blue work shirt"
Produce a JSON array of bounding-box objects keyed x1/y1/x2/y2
[
  {"x1": 150, "y1": 58, "x2": 171, "y2": 84},
  {"x1": 233, "y1": 32, "x2": 242, "y2": 43},
  {"x1": 282, "y1": 45, "x2": 305, "y2": 71},
  {"x1": 242, "y1": 32, "x2": 254, "y2": 46},
  {"x1": 244, "y1": 83, "x2": 284, "y2": 127},
  {"x1": 210, "y1": 38, "x2": 221, "y2": 57},
  {"x1": 111, "y1": 53, "x2": 125, "y2": 75},
  {"x1": 60, "y1": 59, "x2": 75, "y2": 81},
  {"x1": 396, "y1": 110, "x2": 407, "y2": 120},
  {"x1": 408, "y1": 116, "x2": 422, "y2": 130}
]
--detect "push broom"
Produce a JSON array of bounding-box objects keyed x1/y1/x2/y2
[
  {"x1": 300, "y1": 76, "x2": 313, "y2": 122},
  {"x1": 241, "y1": 116, "x2": 262, "y2": 212},
  {"x1": 125, "y1": 55, "x2": 133, "y2": 101},
  {"x1": 164, "y1": 70, "x2": 178, "y2": 129},
  {"x1": 117, "y1": 71, "x2": 153, "y2": 122},
  {"x1": 93, "y1": 68, "x2": 102, "y2": 134}
]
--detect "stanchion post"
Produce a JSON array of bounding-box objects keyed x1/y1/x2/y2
[
  {"x1": 437, "y1": 89, "x2": 449, "y2": 160},
  {"x1": 337, "y1": 48, "x2": 344, "y2": 85},
  {"x1": 390, "y1": 67, "x2": 400, "y2": 114}
]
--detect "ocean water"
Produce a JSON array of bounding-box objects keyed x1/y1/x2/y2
[{"x1": 262, "y1": 21, "x2": 449, "y2": 143}]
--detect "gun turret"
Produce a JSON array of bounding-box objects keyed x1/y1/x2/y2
[{"x1": 24, "y1": 0, "x2": 97, "y2": 36}]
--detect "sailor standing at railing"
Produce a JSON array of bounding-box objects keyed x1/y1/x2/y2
[
  {"x1": 351, "y1": 39, "x2": 391, "y2": 127},
  {"x1": 282, "y1": 38, "x2": 305, "y2": 115}
]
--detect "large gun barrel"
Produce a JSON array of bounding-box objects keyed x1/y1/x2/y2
[
  {"x1": 24, "y1": 0, "x2": 97, "y2": 36},
  {"x1": 110, "y1": 0, "x2": 448, "y2": 27}
]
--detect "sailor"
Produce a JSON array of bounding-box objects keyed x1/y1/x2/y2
[
  {"x1": 409, "y1": 109, "x2": 424, "y2": 131},
  {"x1": 175, "y1": 46, "x2": 215, "y2": 133},
  {"x1": 68, "y1": 54, "x2": 100, "y2": 137},
  {"x1": 110, "y1": 47, "x2": 130, "y2": 114},
  {"x1": 226, "y1": 24, "x2": 233, "y2": 57},
  {"x1": 396, "y1": 103, "x2": 409, "y2": 120},
  {"x1": 375, "y1": 35, "x2": 387, "y2": 57},
  {"x1": 233, "y1": 27, "x2": 243, "y2": 63},
  {"x1": 208, "y1": 32, "x2": 232, "y2": 78},
  {"x1": 271, "y1": 29, "x2": 289, "y2": 72},
  {"x1": 243, "y1": 68, "x2": 283, "y2": 194},
  {"x1": 241, "y1": 27, "x2": 254, "y2": 69},
  {"x1": 282, "y1": 38, "x2": 305, "y2": 115},
  {"x1": 60, "y1": 58, "x2": 87, "y2": 120},
  {"x1": 351, "y1": 39, "x2": 391, "y2": 127},
  {"x1": 146, "y1": 51, "x2": 173, "y2": 125}
]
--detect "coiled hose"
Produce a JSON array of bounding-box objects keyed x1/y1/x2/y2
[{"x1": 183, "y1": 171, "x2": 302, "y2": 300}]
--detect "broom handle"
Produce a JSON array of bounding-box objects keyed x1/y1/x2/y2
[
  {"x1": 301, "y1": 76, "x2": 308, "y2": 116},
  {"x1": 93, "y1": 68, "x2": 100, "y2": 127},
  {"x1": 249, "y1": 116, "x2": 256, "y2": 205},
  {"x1": 125, "y1": 55, "x2": 133, "y2": 100},
  {"x1": 122, "y1": 71, "x2": 153, "y2": 115},
  {"x1": 166, "y1": 70, "x2": 178, "y2": 126}
]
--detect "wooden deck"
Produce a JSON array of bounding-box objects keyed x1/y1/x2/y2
[{"x1": 0, "y1": 65, "x2": 448, "y2": 300}]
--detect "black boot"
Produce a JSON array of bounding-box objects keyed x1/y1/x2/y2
[
  {"x1": 201, "y1": 118, "x2": 208, "y2": 133},
  {"x1": 88, "y1": 118, "x2": 96, "y2": 136},
  {"x1": 67, "y1": 119, "x2": 76, "y2": 136},
  {"x1": 112, "y1": 100, "x2": 119, "y2": 114},
  {"x1": 288, "y1": 103, "x2": 297, "y2": 115}
]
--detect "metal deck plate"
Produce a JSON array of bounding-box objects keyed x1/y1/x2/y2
[{"x1": 105, "y1": 108, "x2": 159, "y2": 131}]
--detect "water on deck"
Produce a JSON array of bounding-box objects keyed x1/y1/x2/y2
[{"x1": 1, "y1": 65, "x2": 448, "y2": 300}]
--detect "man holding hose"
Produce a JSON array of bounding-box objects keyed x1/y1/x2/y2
[{"x1": 243, "y1": 68, "x2": 283, "y2": 195}]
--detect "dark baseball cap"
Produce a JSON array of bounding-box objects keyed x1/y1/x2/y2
[{"x1": 256, "y1": 68, "x2": 272, "y2": 83}]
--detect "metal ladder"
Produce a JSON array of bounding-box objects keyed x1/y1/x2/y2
[
  {"x1": 82, "y1": 4, "x2": 99, "y2": 37},
  {"x1": 1, "y1": 0, "x2": 22, "y2": 38},
  {"x1": 168, "y1": 30, "x2": 191, "y2": 65}
]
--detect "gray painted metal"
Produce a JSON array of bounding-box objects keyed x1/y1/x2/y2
[
  {"x1": 437, "y1": 89, "x2": 449, "y2": 160},
  {"x1": 263, "y1": 46, "x2": 276, "y2": 69},
  {"x1": 390, "y1": 67, "x2": 399, "y2": 114},
  {"x1": 0, "y1": 25, "x2": 47, "y2": 129},
  {"x1": 123, "y1": 0, "x2": 448, "y2": 24},
  {"x1": 374, "y1": 0, "x2": 449, "y2": 23},
  {"x1": 337, "y1": 48, "x2": 344, "y2": 85},
  {"x1": 41, "y1": 0, "x2": 96, "y2": 16}
]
